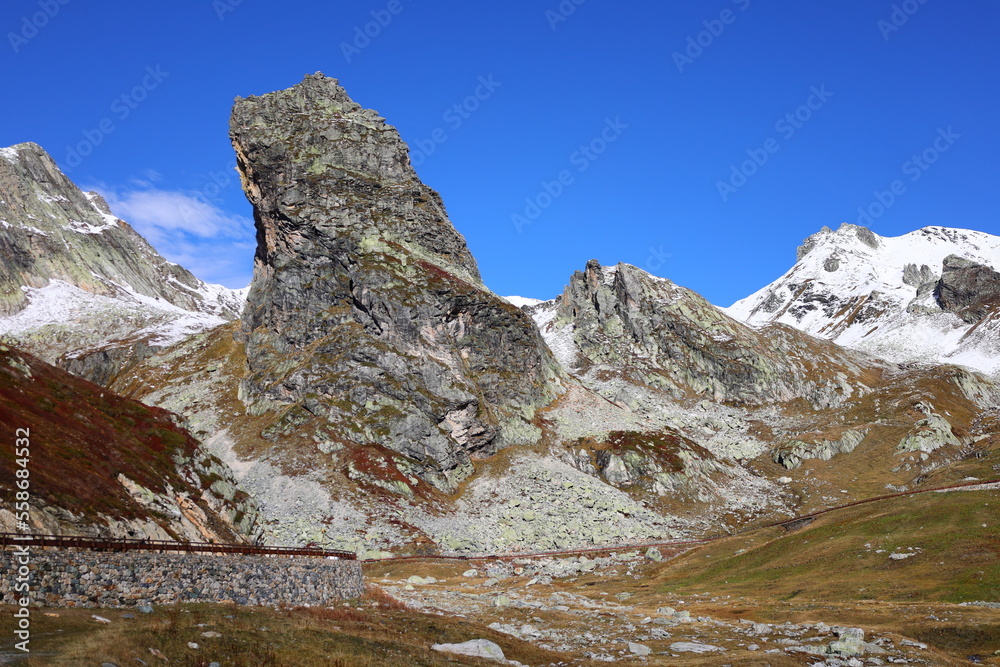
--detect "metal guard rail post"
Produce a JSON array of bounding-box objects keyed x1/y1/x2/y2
[{"x1": 0, "y1": 534, "x2": 356, "y2": 560}]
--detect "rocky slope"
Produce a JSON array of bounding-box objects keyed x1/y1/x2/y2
[
  {"x1": 112, "y1": 322, "x2": 794, "y2": 555},
  {"x1": 116, "y1": 257, "x2": 1000, "y2": 555},
  {"x1": 0, "y1": 343, "x2": 261, "y2": 542},
  {"x1": 228, "y1": 73, "x2": 563, "y2": 491},
  {"x1": 0, "y1": 142, "x2": 245, "y2": 384},
  {"x1": 727, "y1": 223, "x2": 1000, "y2": 374},
  {"x1": 529, "y1": 259, "x2": 886, "y2": 409},
  {"x1": 106, "y1": 76, "x2": 1000, "y2": 558}
]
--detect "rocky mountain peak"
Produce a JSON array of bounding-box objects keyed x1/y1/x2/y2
[
  {"x1": 229, "y1": 73, "x2": 562, "y2": 491},
  {"x1": 534, "y1": 260, "x2": 880, "y2": 409},
  {"x1": 231, "y1": 72, "x2": 480, "y2": 285},
  {"x1": 729, "y1": 224, "x2": 1000, "y2": 373},
  {"x1": 796, "y1": 223, "x2": 880, "y2": 261},
  {"x1": 0, "y1": 141, "x2": 245, "y2": 383}
]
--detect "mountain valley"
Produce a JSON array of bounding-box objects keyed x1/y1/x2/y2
[{"x1": 1, "y1": 73, "x2": 998, "y2": 665}]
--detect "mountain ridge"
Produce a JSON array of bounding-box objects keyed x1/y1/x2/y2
[
  {"x1": 4, "y1": 74, "x2": 998, "y2": 564},
  {"x1": 726, "y1": 222, "x2": 1000, "y2": 374},
  {"x1": 0, "y1": 141, "x2": 246, "y2": 384}
]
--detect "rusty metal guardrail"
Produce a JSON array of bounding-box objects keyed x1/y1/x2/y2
[
  {"x1": 4, "y1": 478, "x2": 995, "y2": 565},
  {"x1": 0, "y1": 533, "x2": 356, "y2": 560},
  {"x1": 362, "y1": 476, "x2": 1000, "y2": 563}
]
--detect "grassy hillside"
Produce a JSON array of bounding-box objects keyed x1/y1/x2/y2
[
  {"x1": 0, "y1": 588, "x2": 567, "y2": 667},
  {"x1": 656, "y1": 487, "x2": 999, "y2": 604},
  {"x1": 0, "y1": 343, "x2": 248, "y2": 540}
]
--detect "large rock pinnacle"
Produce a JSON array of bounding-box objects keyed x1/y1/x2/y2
[{"x1": 229, "y1": 73, "x2": 562, "y2": 491}]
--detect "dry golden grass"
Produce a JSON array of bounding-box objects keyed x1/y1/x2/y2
[
  {"x1": 1, "y1": 585, "x2": 567, "y2": 666},
  {"x1": 654, "y1": 488, "x2": 998, "y2": 604}
]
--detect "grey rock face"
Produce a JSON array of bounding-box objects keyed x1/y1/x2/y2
[
  {"x1": 545, "y1": 260, "x2": 879, "y2": 408},
  {"x1": 774, "y1": 429, "x2": 868, "y2": 470},
  {"x1": 854, "y1": 224, "x2": 881, "y2": 250},
  {"x1": 0, "y1": 142, "x2": 244, "y2": 381},
  {"x1": 229, "y1": 73, "x2": 562, "y2": 490},
  {"x1": 59, "y1": 340, "x2": 160, "y2": 387},
  {"x1": 933, "y1": 254, "x2": 1000, "y2": 323},
  {"x1": 902, "y1": 263, "x2": 936, "y2": 288}
]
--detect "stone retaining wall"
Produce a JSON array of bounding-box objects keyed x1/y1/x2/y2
[{"x1": 0, "y1": 548, "x2": 363, "y2": 608}]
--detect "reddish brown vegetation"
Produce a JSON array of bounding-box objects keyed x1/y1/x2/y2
[{"x1": 0, "y1": 346, "x2": 221, "y2": 531}]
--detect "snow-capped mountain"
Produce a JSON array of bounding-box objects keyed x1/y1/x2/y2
[
  {"x1": 501, "y1": 295, "x2": 544, "y2": 308},
  {"x1": 0, "y1": 142, "x2": 246, "y2": 381},
  {"x1": 727, "y1": 223, "x2": 1000, "y2": 374}
]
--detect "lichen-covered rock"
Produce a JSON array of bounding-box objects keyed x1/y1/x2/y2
[
  {"x1": 934, "y1": 254, "x2": 1000, "y2": 323},
  {"x1": 774, "y1": 429, "x2": 869, "y2": 470},
  {"x1": 431, "y1": 639, "x2": 506, "y2": 661},
  {"x1": 902, "y1": 262, "x2": 937, "y2": 288},
  {"x1": 229, "y1": 74, "x2": 563, "y2": 490},
  {"x1": 897, "y1": 406, "x2": 961, "y2": 453},
  {"x1": 535, "y1": 260, "x2": 881, "y2": 408},
  {"x1": 0, "y1": 142, "x2": 245, "y2": 382}
]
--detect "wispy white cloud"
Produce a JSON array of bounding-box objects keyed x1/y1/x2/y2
[
  {"x1": 127, "y1": 169, "x2": 164, "y2": 189},
  {"x1": 99, "y1": 187, "x2": 251, "y2": 240},
  {"x1": 87, "y1": 182, "x2": 256, "y2": 289}
]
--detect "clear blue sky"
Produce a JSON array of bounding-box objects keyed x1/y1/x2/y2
[{"x1": 2, "y1": 0, "x2": 998, "y2": 305}]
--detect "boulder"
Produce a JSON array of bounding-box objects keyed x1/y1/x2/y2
[{"x1": 431, "y1": 639, "x2": 507, "y2": 662}]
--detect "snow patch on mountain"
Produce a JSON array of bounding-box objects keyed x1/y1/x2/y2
[
  {"x1": 81, "y1": 191, "x2": 121, "y2": 231},
  {"x1": 502, "y1": 295, "x2": 543, "y2": 308},
  {"x1": 0, "y1": 280, "x2": 232, "y2": 349},
  {"x1": 526, "y1": 299, "x2": 579, "y2": 371},
  {"x1": 727, "y1": 224, "x2": 1000, "y2": 374}
]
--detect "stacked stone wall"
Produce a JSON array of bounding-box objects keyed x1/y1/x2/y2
[{"x1": 1, "y1": 548, "x2": 363, "y2": 608}]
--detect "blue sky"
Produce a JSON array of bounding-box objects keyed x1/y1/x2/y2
[{"x1": 2, "y1": 0, "x2": 998, "y2": 306}]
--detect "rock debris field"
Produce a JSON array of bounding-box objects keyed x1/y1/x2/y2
[{"x1": 374, "y1": 553, "x2": 961, "y2": 666}]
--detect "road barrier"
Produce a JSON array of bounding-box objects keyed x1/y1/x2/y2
[
  {"x1": 362, "y1": 476, "x2": 1000, "y2": 563},
  {"x1": 0, "y1": 533, "x2": 356, "y2": 560}
]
